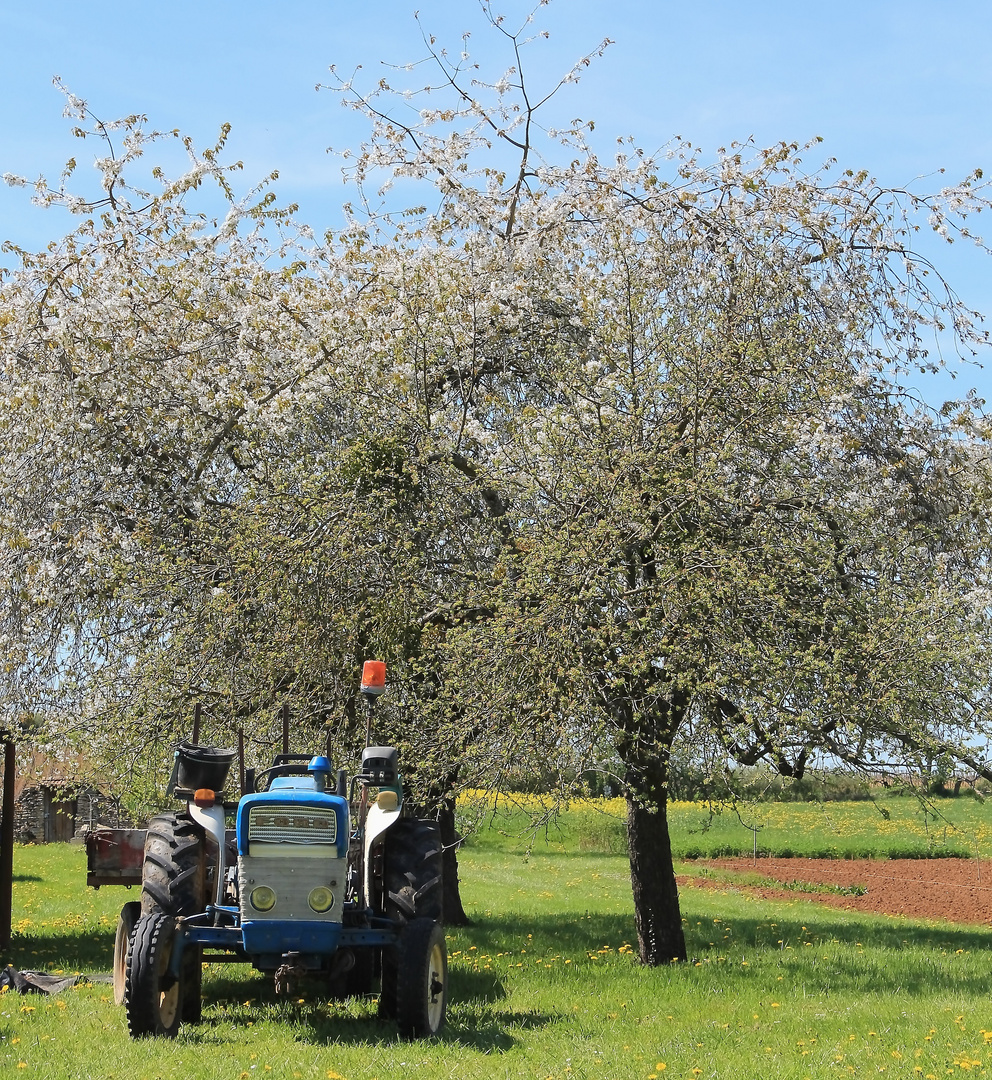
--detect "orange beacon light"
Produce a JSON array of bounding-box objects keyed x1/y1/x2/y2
[{"x1": 361, "y1": 660, "x2": 387, "y2": 697}]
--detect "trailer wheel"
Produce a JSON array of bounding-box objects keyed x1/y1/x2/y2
[
  {"x1": 382, "y1": 820, "x2": 443, "y2": 924},
  {"x1": 395, "y1": 918, "x2": 446, "y2": 1039},
  {"x1": 124, "y1": 911, "x2": 183, "y2": 1038},
  {"x1": 113, "y1": 901, "x2": 141, "y2": 1006}
]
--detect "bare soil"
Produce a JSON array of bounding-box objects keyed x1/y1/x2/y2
[{"x1": 679, "y1": 857, "x2": 992, "y2": 926}]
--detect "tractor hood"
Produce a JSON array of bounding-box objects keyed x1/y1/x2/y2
[{"x1": 236, "y1": 789, "x2": 350, "y2": 860}]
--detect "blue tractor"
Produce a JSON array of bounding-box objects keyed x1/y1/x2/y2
[{"x1": 120, "y1": 664, "x2": 446, "y2": 1039}]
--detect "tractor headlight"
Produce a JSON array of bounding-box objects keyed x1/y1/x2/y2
[
  {"x1": 308, "y1": 886, "x2": 334, "y2": 913},
  {"x1": 249, "y1": 885, "x2": 277, "y2": 912}
]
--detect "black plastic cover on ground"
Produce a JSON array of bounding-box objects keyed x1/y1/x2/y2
[{"x1": 0, "y1": 965, "x2": 82, "y2": 994}]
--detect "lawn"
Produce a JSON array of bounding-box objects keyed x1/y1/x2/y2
[
  {"x1": 0, "y1": 805, "x2": 991, "y2": 1078},
  {"x1": 465, "y1": 789, "x2": 992, "y2": 859}
]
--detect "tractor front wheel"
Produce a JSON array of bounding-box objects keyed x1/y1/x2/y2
[
  {"x1": 395, "y1": 918, "x2": 446, "y2": 1039},
  {"x1": 124, "y1": 911, "x2": 184, "y2": 1038}
]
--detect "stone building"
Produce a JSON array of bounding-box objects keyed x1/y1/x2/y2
[
  {"x1": 13, "y1": 780, "x2": 134, "y2": 843},
  {"x1": 2, "y1": 749, "x2": 136, "y2": 843}
]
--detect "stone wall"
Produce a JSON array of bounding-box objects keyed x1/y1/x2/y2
[{"x1": 14, "y1": 784, "x2": 136, "y2": 843}]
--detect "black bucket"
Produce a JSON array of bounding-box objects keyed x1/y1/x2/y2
[{"x1": 175, "y1": 741, "x2": 236, "y2": 792}]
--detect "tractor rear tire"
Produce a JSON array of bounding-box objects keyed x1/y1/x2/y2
[
  {"x1": 113, "y1": 901, "x2": 141, "y2": 1006},
  {"x1": 395, "y1": 918, "x2": 446, "y2": 1039},
  {"x1": 124, "y1": 911, "x2": 183, "y2": 1038},
  {"x1": 140, "y1": 812, "x2": 205, "y2": 1023},
  {"x1": 141, "y1": 812, "x2": 206, "y2": 917},
  {"x1": 382, "y1": 819, "x2": 443, "y2": 924}
]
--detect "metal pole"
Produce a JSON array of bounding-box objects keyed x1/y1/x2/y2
[
  {"x1": 0, "y1": 741, "x2": 16, "y2": 950},
  {"x1": 282, "y1": 701, "x2": 290, "y2": 757},
  {"x1": 364, "y1": 696, "x2": 375, "y2": 749}
]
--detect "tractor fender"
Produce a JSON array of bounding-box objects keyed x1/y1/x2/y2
[
  {"x1": 363, "y1": 791, "x2": 402, "y2": 908},
  {"x1": 188, "y1": 802, "x2": 227, "y2": 907}
]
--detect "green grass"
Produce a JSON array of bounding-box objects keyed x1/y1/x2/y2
[
  {"x1": 464, "y1": 790, "x2": 992, "y2": 859},
  {"x1": 2, "y1": 815, "x2": 992, "y2": 1078}
]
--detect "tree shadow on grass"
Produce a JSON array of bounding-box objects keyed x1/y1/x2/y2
[
  {"x1": 451, "y1": 967, "x2": 506, "y2": 1003},
  {"x1": 681, "y1": 908, "x2": 992, "y2": 998},
  {"x1": 186, "y1": 977, "x2": 542, "y2": 1052},
  {"x1": 178, "y1": 1004, "x2": 551, "y2": 1052},
  {"x1": 449, "y1": 908, "x2": 992, "y2": 999},
  {"x1": 297, "y1": 1006, "x2": 549, "y2": 1051},
  {"x1": 192, "y1": 961, "x2": 535, "y2": 1052},
  {"x1": 203, "y1": 963, "x2": 505, "y2": 1008},
  {"x1": 2, "y1": 928, "x2": 114, "y2": 972},
  {"x1": 12, "y1": 899, "x2": 990, "y2": 1031}
]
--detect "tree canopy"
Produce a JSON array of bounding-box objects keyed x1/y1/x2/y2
[{"x1": 3, "y1": 7, "x2": 992, "y2": 963}]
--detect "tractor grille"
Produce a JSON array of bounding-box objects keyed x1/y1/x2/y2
[
  {"x1": 247, "y1": 805, "x2": 337, "y2": 846},
  {"x1": 238, "y1": 854, "x2": 346, "y2": 922}
]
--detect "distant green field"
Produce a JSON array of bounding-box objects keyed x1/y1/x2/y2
[
  {"x1": 461, "y1": 790, "x2": 992, "y2": 860},
  {"x1": 2, "y1": 810, "x2": 992, "y2": 1079}
]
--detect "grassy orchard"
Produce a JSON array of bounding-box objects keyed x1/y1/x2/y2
[
  {"x1": 465, "y1": 790, "x2": 992, "y2": 860},
  {"x1": 0, "y1": 805, "x2": 991, "y2": 1078}
]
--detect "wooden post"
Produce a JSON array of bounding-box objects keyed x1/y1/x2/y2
[{"x1": 0, "y1": 740, "x2": 16, "y2": 951}]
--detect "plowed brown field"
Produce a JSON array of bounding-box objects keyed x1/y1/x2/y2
[{"x1": 679, "y1": 858, "x2": 992, "y2": 925}]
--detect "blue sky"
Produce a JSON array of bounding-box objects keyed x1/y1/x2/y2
[{"x1": 2, "y1": 0, "x2": 990, "y2": 401}]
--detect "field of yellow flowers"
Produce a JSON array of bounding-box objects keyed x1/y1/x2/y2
[
  {"x1": 2, "y1": 804, "x2": 992, "y2": 1079},
  {"x1": 461, "y1": 789, "x2": 992, "y2": 860}
]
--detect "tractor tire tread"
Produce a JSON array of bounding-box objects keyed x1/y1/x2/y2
[
  {"x1": 382, "y1": 820, "x2": 444, "y2": 925},
  {"x1": 140, "y1": 812, "x2": 206, "y2": 919},
  {"x1": 395, "y1": 918, "x2": 446, "y2": 1039},
  {"x1": 124, "y1": 911, "x2": 181, "y2": 1037}
]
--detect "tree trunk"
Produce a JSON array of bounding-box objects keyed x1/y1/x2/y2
[
  {"x1": 0, "y1": 741, "x2": 15, "y2": 951},
  {"x1": 624, "y1": 755, "x2": 686, "y2": 965},
  {"x1": 405, "y1": 767, "x2": 471, "y2": 927},
  {"x1": 438, "y1": 795, "x2": 470, "y2": 926}
]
